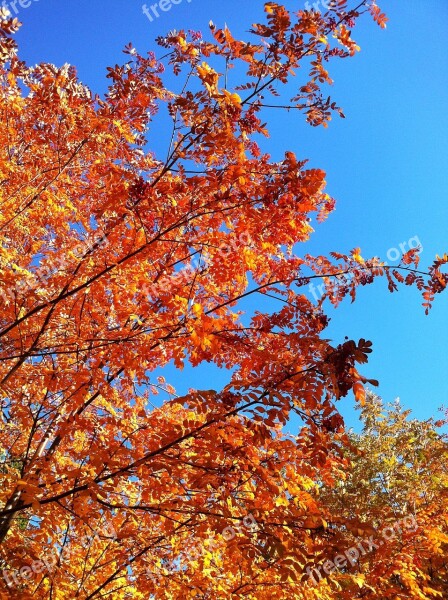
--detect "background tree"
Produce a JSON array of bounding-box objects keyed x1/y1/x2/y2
[
  {"x1": 313, "y1": 393, "x2": 448, "y2": 599},
  {"x1": 0, "y1": 2, "x2": 446, "y2": 598}
]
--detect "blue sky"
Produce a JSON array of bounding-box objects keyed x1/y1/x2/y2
[{"x1": 12, "y1": 0, "x2": 448, "y2": 429}]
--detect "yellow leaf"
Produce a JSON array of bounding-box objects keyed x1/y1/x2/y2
[{"x1": 192, "y1": 303, "x2": 203, "y2": 317}]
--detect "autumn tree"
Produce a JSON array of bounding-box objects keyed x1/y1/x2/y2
[
  {"x1": 313, "y1": 393, "x2": 448, "y2": 599},
  {"x1": 0, "y1": 2, "x2": 446, "y2": 598}
]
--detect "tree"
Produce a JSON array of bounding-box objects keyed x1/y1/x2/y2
[
  {"x1": 313, "y1": 393, "x2": 448, "y2": 599},
  {"x1": 0, "y1": 2, "x2": 446, "y2": 598}
]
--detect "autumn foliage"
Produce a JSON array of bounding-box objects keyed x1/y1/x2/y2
[{"x1": 0, "y1": 2, "x2": 446, "y2": 598}]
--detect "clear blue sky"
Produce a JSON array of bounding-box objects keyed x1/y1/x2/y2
[{"x1": 12, "y1": 0, "x2": 448, "y2": 429}]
